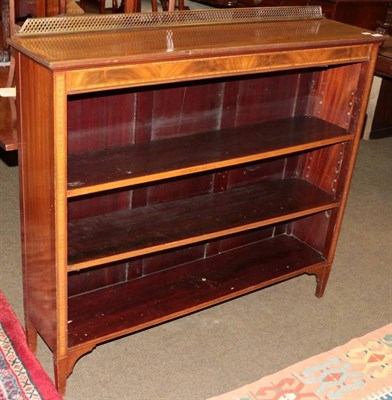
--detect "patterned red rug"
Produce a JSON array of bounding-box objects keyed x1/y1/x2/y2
[
  {"x1": 0, "y1": 291, "x2": 62, "y2": 400},
  {"x1": 209, "y1": 323, "x2": 392, "y2": 400}
]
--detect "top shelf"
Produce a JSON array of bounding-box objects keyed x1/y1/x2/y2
[{"x1": 67, "y1": 116, "x2": 352, "y2": 197}]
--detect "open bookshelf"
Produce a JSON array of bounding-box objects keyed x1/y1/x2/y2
[{"x1": 10, "y1": 7, "x2": 384, "y2": 394}]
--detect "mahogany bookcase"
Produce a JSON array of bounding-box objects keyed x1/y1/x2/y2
[{"x1": 9, "y1": 7, "x2": 384, "y2": 394}]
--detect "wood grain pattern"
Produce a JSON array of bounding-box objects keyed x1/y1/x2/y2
[
  {"x1": 17, "y1": 54, "x2": 58, "y2": 352},
  {"x1": 67, "y1": 91, "x2": 137, "y2": 153},
  {"x1": 64, "y1": 45, "x2": 372, "y2": 94}
]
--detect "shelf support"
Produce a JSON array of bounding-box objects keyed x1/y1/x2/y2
[{"x1": 54, "y1": 343, "x2": 97, "y2": 395}]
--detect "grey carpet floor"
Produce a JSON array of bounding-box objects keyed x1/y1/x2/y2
[{"x1": 1, "y1": 136, "x2": 391, "y2": 399}]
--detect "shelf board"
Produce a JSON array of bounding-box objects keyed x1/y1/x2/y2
[
  {"x1": 68, "y1": 178, "x2": 339, "y2": 271},
  {"x1": 67, "y1": 234, "x2": 326, "y2": 348},
  {"x1": 67, "y1": 116, "x2": 351, "y2": 197}
]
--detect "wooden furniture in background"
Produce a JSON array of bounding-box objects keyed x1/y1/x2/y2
[
  {"x1": 79, "y1": 0, "x2": 111, "y2": 13},
  {"x1": 9, "y1": 7, "x2": 384, "y2": 395},
  {"x1": 0, "y1": 28, "x2": 17, "y2": 151},
  {"x1": 369, "y1": 39, "x2": 392, "y2": 138},
  {"x1": 190, "y1": 0, "x2": 390, "y2": 31},
  {"x1": 0, "y1": 95, "x2": 17, "y2": 151},
  {"x1": 305, "y1": 0, "x2": 389, "y2": 30},
  {"x1": 0, "y1": 0, "x2": 83, "y2": 150}
]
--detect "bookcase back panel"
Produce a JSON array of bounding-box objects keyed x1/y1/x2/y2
[
  {"x1": 222, "y1": 72, "x2": 312, "y2": 127},
  {"x1": 68, "y1": 260, "x2": 131, "y2": 297},
  {"x1": 67, "y1": 91, "x2": 138, "y2": 154},
  {"x1": 67, "y1": 70, "x2": 315, "y2": 153},
  {"x1": 68, "y1": 189, "x2": 131, "y2": 220},
  {"x1": 132, "y1": 173, "x2": 214, "y2": 208},
  {"x1": 129, "y1": 225, "x2": 279, "y2": 276},
  {"x1": 129, "y1": 157, "x2": 288, "y2": 209},
  {"x1": 68, "y1": 225, "x2": 279, "y2": 297},
  {"x1": 150, "y1": 82, "x2": 226, "y2": 140}
]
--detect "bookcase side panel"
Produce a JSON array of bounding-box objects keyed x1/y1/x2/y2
[
  {"x1": 17, "y1": 53, "x2": 66, "y2": 352},
  {"x1": 307, "y1": 63, "x2": 362, "y2": 130},
  {"x1": 291, "y1": 46, "x2": 381, "y2": 257},
  {"x1": 322, "y1": 45, "x2": 382, "y2": 263},
  {"x1": 294, "y1": 63, "x2": 363, "y2": 200}
]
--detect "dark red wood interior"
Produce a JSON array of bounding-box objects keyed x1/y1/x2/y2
[{"x1": 67, "y1": 64, "x2": 362, "y2": 302}]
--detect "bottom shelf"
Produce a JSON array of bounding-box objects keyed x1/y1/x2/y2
[{"x1": 68, "y1": 234, "x2": 326, "y2": 348}]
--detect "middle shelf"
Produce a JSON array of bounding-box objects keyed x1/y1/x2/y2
[
  {"x1": 67, "y1": 115, "x2": 352, "y2": 197},
  {"x1": 68, "y1": 178, "x2": 340, "y2": 271}
]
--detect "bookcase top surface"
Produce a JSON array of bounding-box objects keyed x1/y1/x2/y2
[{"x1": 9, "y1": 8, "x2": 385, "y2": 70}]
